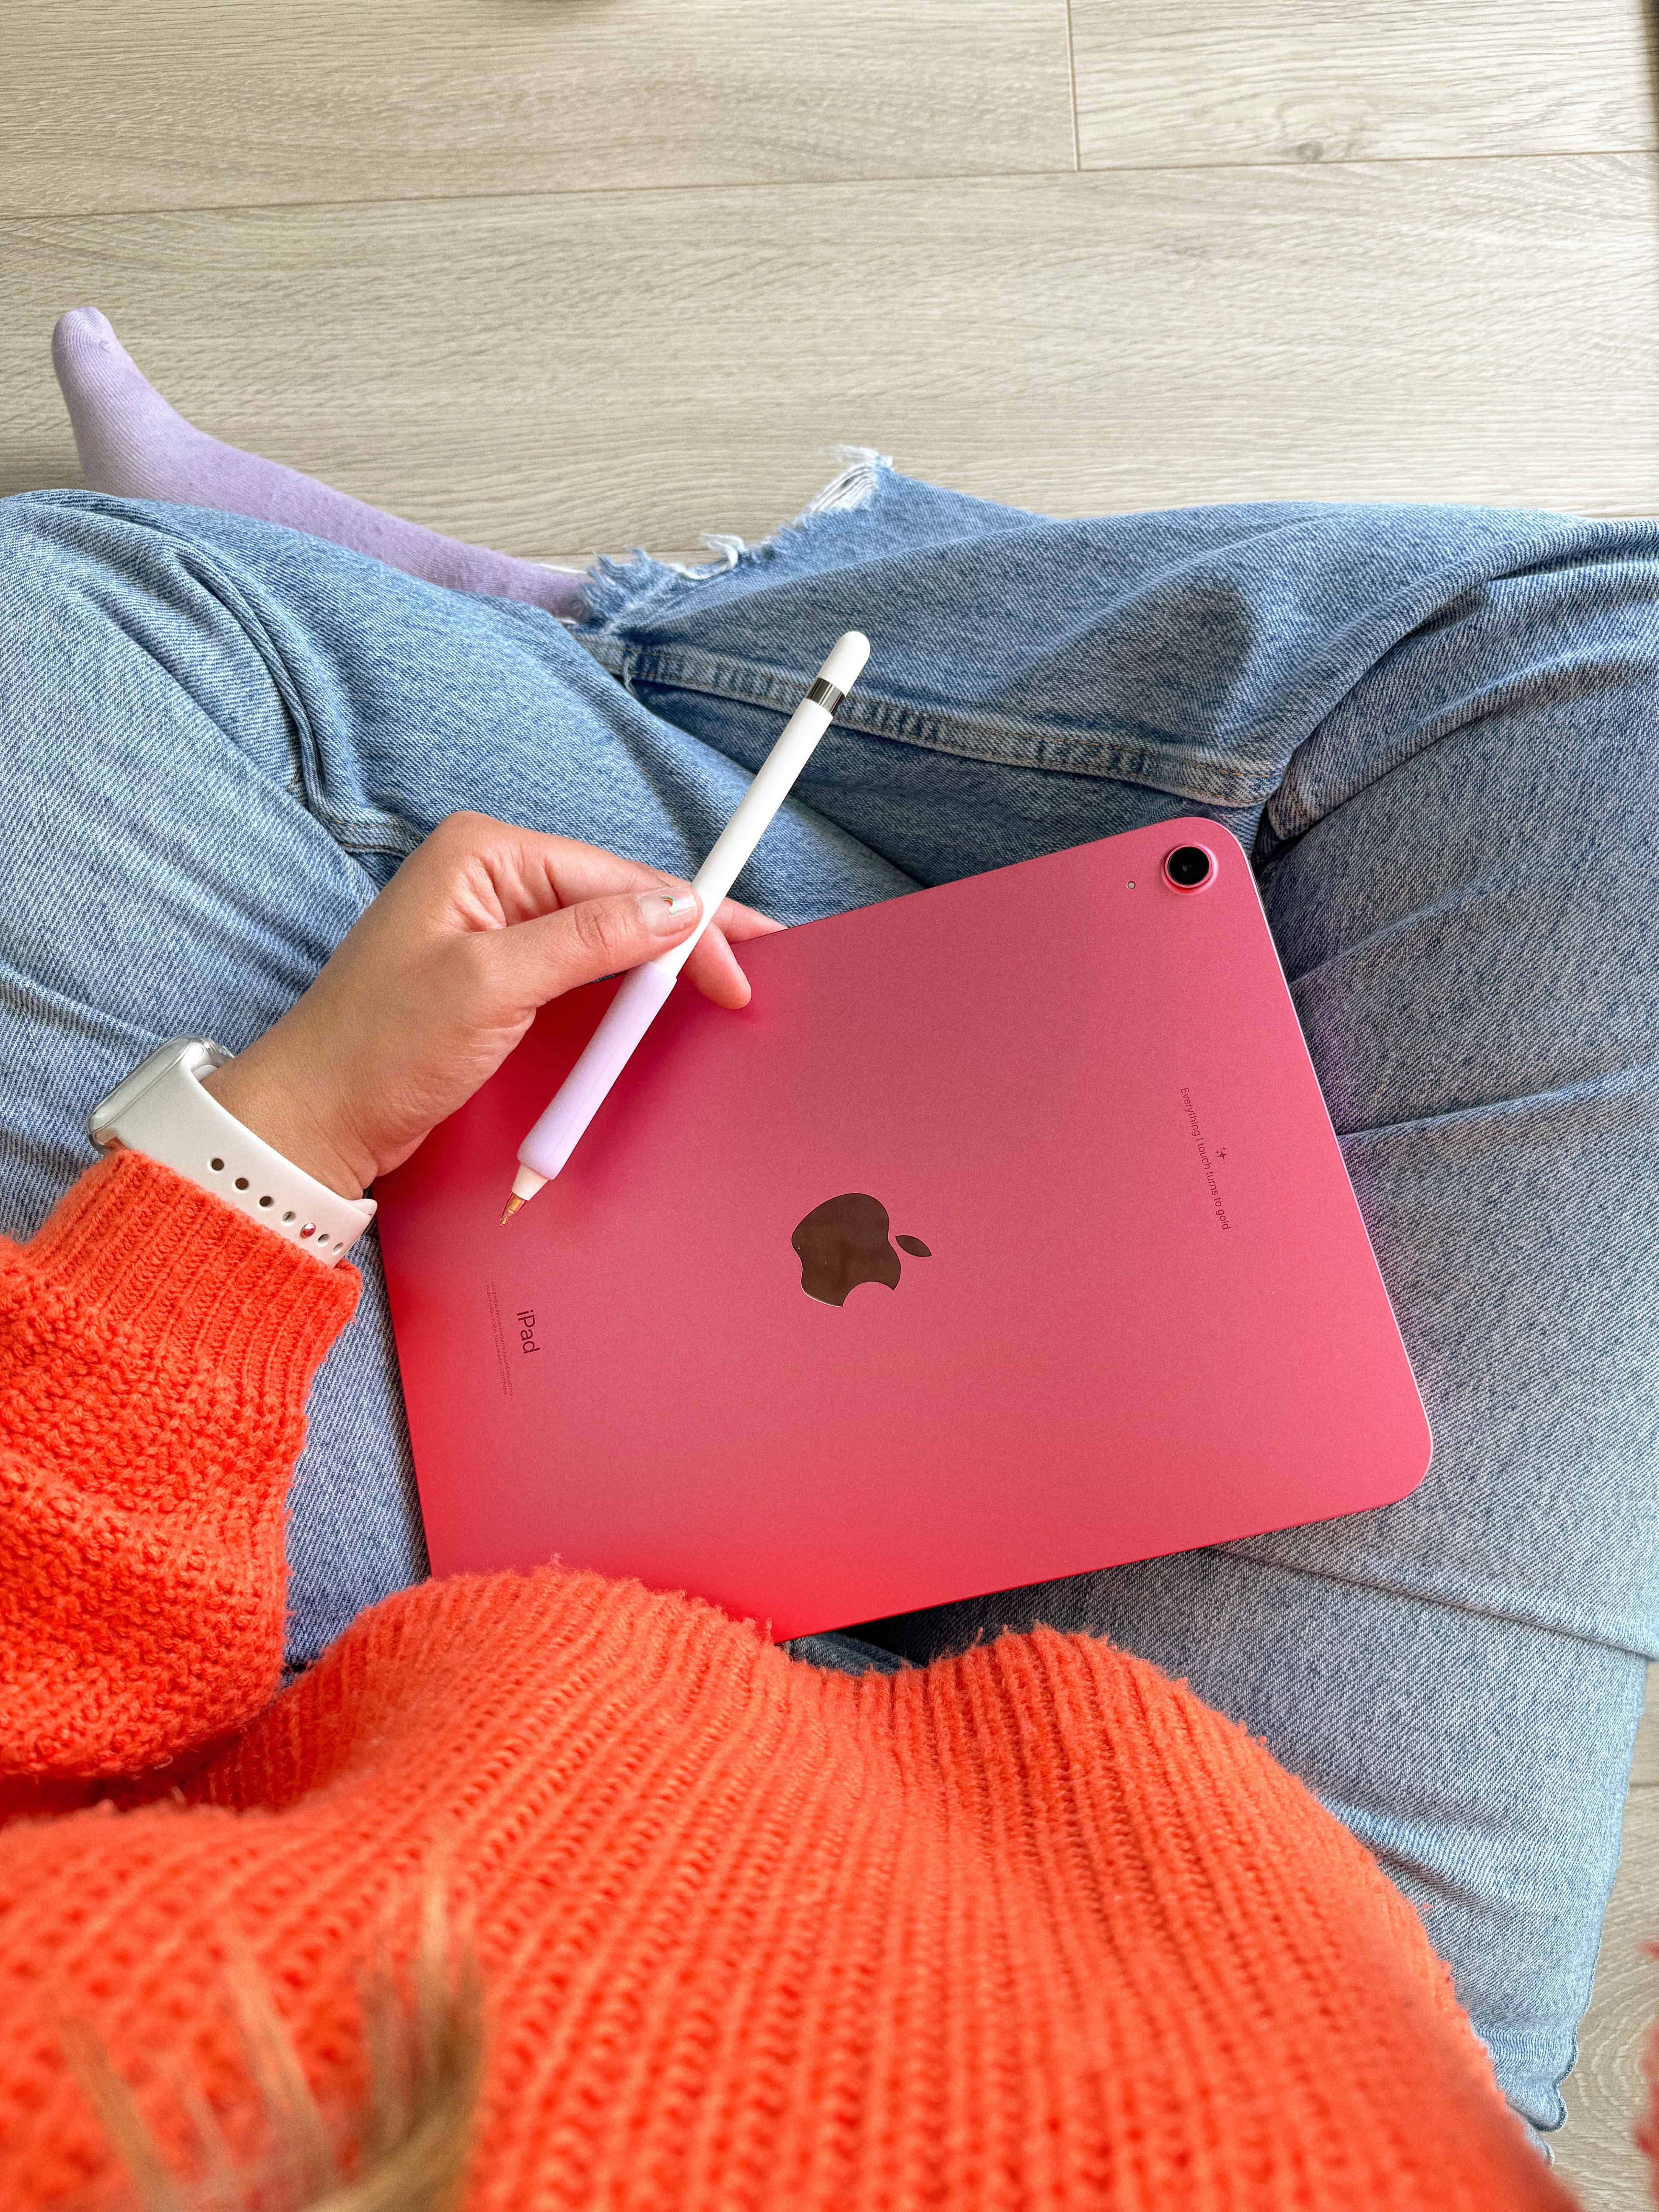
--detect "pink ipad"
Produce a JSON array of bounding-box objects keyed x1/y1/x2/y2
[{"x1": 375, "y1": 819, "x2": 1431, "y2": 1637}]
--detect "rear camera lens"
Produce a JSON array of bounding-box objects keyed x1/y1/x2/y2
[{"x1": 1164, "y1": 844, "x2": 1214, "y2": 890}]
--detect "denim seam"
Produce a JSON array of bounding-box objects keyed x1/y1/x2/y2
[
  {"x1": 1219, "y1": 1542, "x2": 1656, "y2": 1666},
  {"x1": 577, "y1": 633, "x2": 1283, "y2": 805},
  {"x1": 1331, "y1": 1060, "x2": 1657, "y2": 1148},
  {"x1": 151, "y1": 549, "x2": 418, "y2": 858},
  {"x1": 309, "y1": 811, "x2": 420, "y2": 855},
  {"x1": 0, "y1": 496, "x2": 398, "y2": 850}
]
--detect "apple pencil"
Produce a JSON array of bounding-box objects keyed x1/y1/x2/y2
[{"x1": 501, "y1": 630, "x2": 871, "y2": 1221}]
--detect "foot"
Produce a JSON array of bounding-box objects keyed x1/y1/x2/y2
[{"x1": 51, "y1": 307, "x2": 586, "y2": 618}]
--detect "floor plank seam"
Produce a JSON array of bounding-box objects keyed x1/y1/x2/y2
[
  {"x1": 1061, "y1": 0, "x2": 1081, "y2": 171},
  {"x1": 2, "y1": 164, "x2": 1097, "y2": 227},
  {"x1": 1079, "y1": 143, "x2": 1659, "y2": 175},
  {"x1": 10, "y1": 137, "x2": 1659, "y2": 234}
]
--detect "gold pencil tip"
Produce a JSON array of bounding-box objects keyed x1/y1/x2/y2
[{"x1": 500, "y1": 1194, "x2": 524, "y2": 1224}]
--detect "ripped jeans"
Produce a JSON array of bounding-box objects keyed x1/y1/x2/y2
[{"x1": 2, "y1": 466, "x2": 1657, "y2": 2135}]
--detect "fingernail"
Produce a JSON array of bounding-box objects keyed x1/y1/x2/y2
[{"x1": 638, "y1": 888, "x2": 699, "y2": 935}]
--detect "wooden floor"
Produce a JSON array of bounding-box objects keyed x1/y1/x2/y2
[
  {"x1": 1566, "y1": 1688, "x2": 1659, "y2": 2206},
  {"x1": 2, "y1": 2, "x2": 1656, "y2": 2198}
]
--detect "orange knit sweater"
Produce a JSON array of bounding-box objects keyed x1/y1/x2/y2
[{"x1": 0, "y1": 1152, "x2": 1589, "y2": 2207}]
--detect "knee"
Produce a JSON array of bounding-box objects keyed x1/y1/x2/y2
[
  {"x1": 0, "y1": 490, "x2": 155, "y2": 646},
  {"x1": 0, "y1": 496, "x2": 146, "y2": 737},
  {"x1": 0, "y1": 493, "x2": 232, "y2": 809}
]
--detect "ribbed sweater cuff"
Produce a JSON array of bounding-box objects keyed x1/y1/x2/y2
[{"x1": 25, "y1": 1150, "x2": 359, "y2": 1406}]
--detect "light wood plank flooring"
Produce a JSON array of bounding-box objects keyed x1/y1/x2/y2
[
  {"x1": 3, "y1": 154, "x2": 1658, "y2": 552},
  {"x1": 1072, "y1": 0, "x2": 1656, "y2": 170},
  {"x1": 2, "y1": 0, "x2": 1075, "y2": 212},
  {"x1": 2, "y1": 4, "x2": 1654, "y2": 2200},
  {"x1": 1561, "y1": 1690, "x2": 1659, "y2": 2207}
]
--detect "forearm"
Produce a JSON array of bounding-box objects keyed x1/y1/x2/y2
[{"x1": 0, "y1": 1149, "x2": 356, "y2": 1783}]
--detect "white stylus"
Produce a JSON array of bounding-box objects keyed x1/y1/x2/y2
[{"x1": 501, "y1": 630, "x2": 871, "y2": 1221}]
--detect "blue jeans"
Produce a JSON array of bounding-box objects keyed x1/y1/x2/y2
[{"x1": 2, "y1": 471, "x2": 1655, "y2": 2137}]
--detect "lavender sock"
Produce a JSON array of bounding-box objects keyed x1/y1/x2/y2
[{"x1": 51, "y1": 307, "x2": 586, "y2": 617}]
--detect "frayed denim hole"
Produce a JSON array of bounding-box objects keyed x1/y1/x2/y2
[{"x1": 579, "y1": 447, "x2": 894, "y2": 630}]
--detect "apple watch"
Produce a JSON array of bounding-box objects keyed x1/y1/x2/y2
[{"x1": 87, "y1": 1037, "x2": 376, "y2": 1266}]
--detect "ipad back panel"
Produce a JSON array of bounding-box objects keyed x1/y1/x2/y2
[{"x1": 376, "y1": 819, "x2": 1431, "y2": 1636}]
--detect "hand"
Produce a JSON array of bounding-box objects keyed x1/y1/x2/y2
[{"x1": 201, "y1": 811, "x2": 783, "y2": 1197}]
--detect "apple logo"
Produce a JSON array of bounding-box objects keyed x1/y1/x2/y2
[{"x1": 791, "y1": 1192, "x2": 931, "y2": 1307}]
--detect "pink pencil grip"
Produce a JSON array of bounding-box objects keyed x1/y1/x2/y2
[{"x1": 517, "y1": 963, "x2": 677, "y2": 1183}]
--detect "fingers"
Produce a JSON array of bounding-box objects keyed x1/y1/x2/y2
[
  {"x1": 714, "y1": 903, "x2": 788, "y2": 945},
  {"x1": 488, "y1": 886, "x2": 702, "y2": 1007},
  {"x1": 427, "y1": 814, "x2": 778, "y2": 936},
  {"x1": 423, "y1": 812, "x2": 785, "y2": 1012},
  {"x1": 682, "y1": 926, "x2": 755, "y2": 1010}
]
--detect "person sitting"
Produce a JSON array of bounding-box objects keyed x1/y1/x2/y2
[{"x1": 2, "y1": 310, "x2": 1654, "y2": 2209}]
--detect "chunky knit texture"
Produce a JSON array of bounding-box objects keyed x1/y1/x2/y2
[{"x1": 0, "y1": 1151, "x2": 1585, "y2": 2207}]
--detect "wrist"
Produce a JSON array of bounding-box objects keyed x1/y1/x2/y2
[
  {"x1": 36, "y1": 1147, "x2": 361, "y2": 1397},
  {"x1": 201, "y1": 1050, "x2": 374, "y2": 1200}
]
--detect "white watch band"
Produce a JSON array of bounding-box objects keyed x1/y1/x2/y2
[{"x1": 88, "y1": 1038, "x2": 376, "y2": 1267}]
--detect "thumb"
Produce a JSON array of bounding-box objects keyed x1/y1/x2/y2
[{"x1": 500, "y1": 885, "x2": 702, "y2": 1003}]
